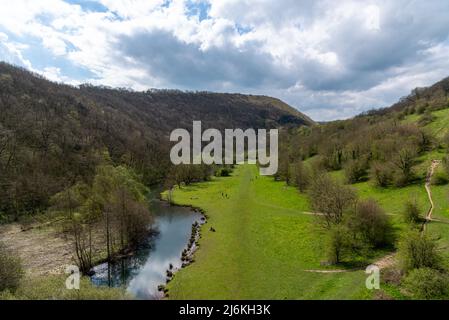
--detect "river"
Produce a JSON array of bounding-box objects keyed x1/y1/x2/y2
[{"x1": 90, "y1": 198, "x2": 203, "y2": 299}]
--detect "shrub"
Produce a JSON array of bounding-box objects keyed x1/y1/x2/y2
[
  {"x1": 215, "y1": 167, "x2": 232, "y2": 177},
  {"x1": 443, "y1": 134, "x2": 449, "y2": 151},
  {"x1": 443, "y1": 156, "x2": 449, "y2": 175},
  {"x1": 345, "y1": 159, "x2": 368, "y2": 184},
  {"x1": 371, "y1": 162, "x2": 393, "y2": 187},
  {"x1": 403, "y1": 268, "x2": 449, "y2": 300},
  {"x1": 350, "y1": 199, "x2": 391, "y2": 247},
  {"x1": 398, "y1": 232, "x2": 443, "y2": 273},
  {"x1": 416, "y1": 104, "x2": 427, "y2": 114},
  {"x1": 432, "y1": 168, "x2": 449, "y2": 185},
  {"x1": 418, "y1": 112, "x2": 435, "y2": 126},
  {"x1": 402, "y1": 199, "x2": 421, "y2": 224},
  {"x1": 0, "y1": 243, "x2": 24, "y2": 293}
]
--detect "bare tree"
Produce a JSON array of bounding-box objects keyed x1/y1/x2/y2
[{"x1": 309, "y1": 174, "x2": 357, "y2": 227}]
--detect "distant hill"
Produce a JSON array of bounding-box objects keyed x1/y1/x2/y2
[
  {"x1": 0, "y1": 62, "x2": 312, "y2": 218},
  {"x1": 0, "y1": 62, "x2": 313, "y2": 135}
]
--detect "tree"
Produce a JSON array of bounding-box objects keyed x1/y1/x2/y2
[
  {"x1": 392, "y1": 146, "x2": 417, "y2": 186},
  {"x1": 51, "y1": 183, "x2": 94, "y2": 274},
  {"x1": 398, "y1": 232, "x2": 443, "y2": 273},
  {"x1": 370, "y1": 161, "x2": 393, "y2": 187},
  {"x1": 92, "y1": 165, "x2": 151, "y2": 258},
  {"x1": 326, "y1": 225, "x2": 349, "y2": 264},
  {"x1": 51, "y1": 164, "x2": 152, "y2": 275},
  {"x1": 292, "y1": 161, "x2": 310, "y2": 192},
  {"x1": 309, "y1": 174, "x2": 357, "y2": 227}
]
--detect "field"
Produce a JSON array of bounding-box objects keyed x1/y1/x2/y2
[
  {"x1": 167, "y1": 145, "x2": 449, "y2": 299},
  {"x1": 167, "y1": 165, "x2": 372, "y2": 299}
]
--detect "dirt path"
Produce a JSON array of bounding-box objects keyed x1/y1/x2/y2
[
  {"x1": 422, "y1": 160, "x2": 441, "y2": 232},
  {"x1": 0, "y1": 223, "x2": 74, "y2": 276}
]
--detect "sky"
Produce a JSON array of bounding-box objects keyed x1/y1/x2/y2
[{"x1": 1, "y1": 0, "x2": 449, "y2": 121}]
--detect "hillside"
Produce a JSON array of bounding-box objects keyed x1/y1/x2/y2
[
  {"x1": 271, "y1": 74, "x2": 449, "y2": 300},
  {"x1": 0, "y1": 62, "x2": 312, "y2": 221}
]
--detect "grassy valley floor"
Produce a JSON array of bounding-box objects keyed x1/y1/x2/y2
[{"x1": 166, "y1": 165, "x2": 373, "y2": 299}]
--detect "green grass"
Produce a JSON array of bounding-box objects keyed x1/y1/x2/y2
[
  {"x1": 166, "y1": 154, "x2": 449, "y2": 299},
  {"x1": 403, "y1": 107, "x2": 449, "y2": 139},
  {"x1": 166, "y1": 165, "x2": 372, "y2": 300},
  {"x1": 423, "y1": 108, "x2": 449, "y2": 138},
  {"x1": 0, "y1": 275, "x2": 128, "y2": 300}
]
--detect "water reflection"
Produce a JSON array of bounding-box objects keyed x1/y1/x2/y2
[{"x1": 90, "y1": 200, "x2": 202, "y2": 299}]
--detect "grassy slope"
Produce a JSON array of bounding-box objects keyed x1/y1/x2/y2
[
  {"x1": 404, "y1": 108, "x2": 449, "y2": 139},
  {"x1": 167, "y1": 165, "x2": 370, "y2": 300},
  {"x1": 403, "y1": 108, "x2": 449, "y2": 263}
]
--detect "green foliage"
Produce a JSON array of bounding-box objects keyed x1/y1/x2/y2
[
  {"x1": 326, "y1": 225, "x2": 349, "y2": 264},
  {"x1": 166, "y1": 164, "x2": 213, "y2": 188},
  {"x1": 431, "y1": 167, "x2": 449, "y2": 185},
  {"x1": 370, "y1": 161, "x2": 394, "y2": 187},
  {"x1": 392, "y1": 146, "x2": 418, "y2": 187},
  {"x1": 51, "y1": 164, "x2": 152, "y2": 274},
  {"x1": 349, "y1": 199, "x2": 392, "y2": 247},
  {"x1": 398, "y1": 232, "x2": 443, "y2": 273},
  {"x1": 442, "y1": 155, "x2": 449, "y2": 177},
  {"x1": 0, "y1": 243, "x2": 24, "y2": 293},
  {"x1": 418, "y1": 112, "x2": 435, "y2": 126},
  {"x1": 215, "y1": 167, "x2": 232, "y2": 177},
  {"x1": 403, "y1": 268, "x2": 449, "y2": 300},
  {"x1": 1, "y1": 62, "x2": 306, "y2": 221},
  {"x1": 345, "y1": 159, "x2": 368, "y2": 184},
  {"x1": 416, "y1": 104, "x2": 427, "y2": 115},
  {"x1": 402, "y1": 199, "x2": 422, "y2": 224}
]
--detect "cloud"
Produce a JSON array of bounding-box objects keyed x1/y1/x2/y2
[
  {"x1": 117, "y1": 29, "x2": 295, "y2": 90},
  {"x1": 1, "y1": 0, "x2": 449, "y2": 121}
]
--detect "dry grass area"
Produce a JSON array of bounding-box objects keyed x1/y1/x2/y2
[{"x1": 0, "y1": 223, "x2": 74, "y2": 276}]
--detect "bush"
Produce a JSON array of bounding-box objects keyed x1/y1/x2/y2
[
  {"x1": 345, "y1": 159, "x2": 368, "y2": 184},
  {"x1": 403, "y1": 268, "x2": 449, "y2": 300},
  {"x1": 432, "y1": 168, "x2": 449, "y2": 185},
  {"x1": 0, "y1": 243, "x2": 24, "y2": 293},
  {"x1": 371, "y1": 162, "x2": 393, "y2": 187},
  {"x1": 402, "y1": 199, "x2": 421, "y2": 224},
  {"x1": 349, "y1": 199, "x2": 391, "y2": 247},
  {"x1": 443, "y1": 134, "x2": 449, "y2": 151},
  {"x1": 418, "y1": 112, "x2": 435, "y2": 126},
  {"x1": 416, "y1": 104, "x2": 427, "y2": 114},
  {"x1": 443, "y1": 156, "x2": 449, "y2": 176},
  {"x1": 215, "y1": 167, "x2": 232, "y2": 177},
  {"x1": 398, "y1": 232, "x2": 443, "y2": 273}
]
